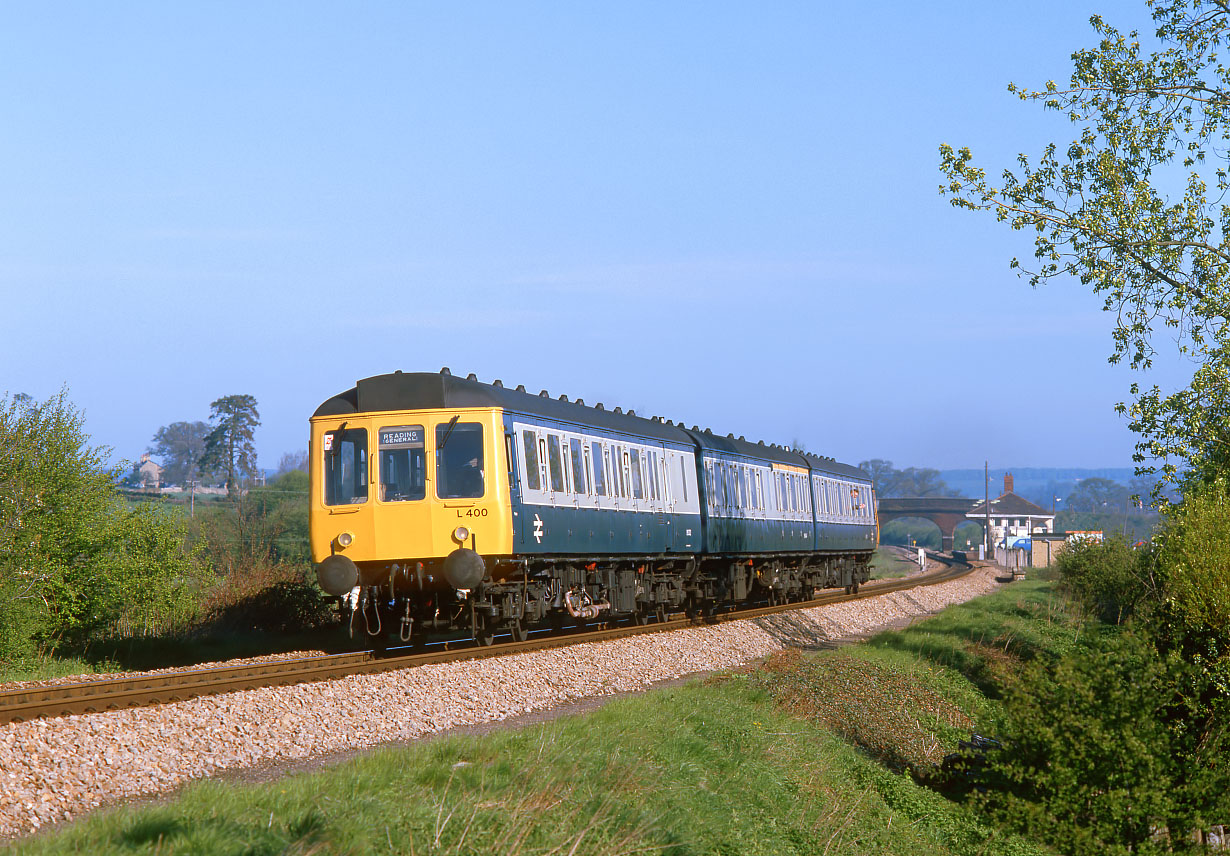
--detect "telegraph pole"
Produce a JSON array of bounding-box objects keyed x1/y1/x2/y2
[{"x1": 984, "y1": 460, "x2": 991, "y2": 559}]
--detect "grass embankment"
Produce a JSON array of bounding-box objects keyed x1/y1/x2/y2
[
  {"x1": 869, "y1": 546, "x2": 920, "y2": 579},
  {"x1": 9, "y1": 580, "x2": 1072, "y2": 855}
]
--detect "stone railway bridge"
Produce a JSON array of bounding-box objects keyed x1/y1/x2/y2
[{"x1": 877, "y1": 497, "x2": 982, "y2": 551}]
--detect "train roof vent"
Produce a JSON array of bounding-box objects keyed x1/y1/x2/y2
[
  {"x1": 516, "y1": 384, "x2": 526, "y2": 393},
  {"x1": 613, "y1": 406, "x2": 623, "y2": 414},
  {"x1": 492, "y1": 379, "x2": 503, "y2": 387},
  {"x1": 575, "y1": 398, "x2": 584, "y2": 406},
  {"x1": 727, "y1": 433, "x2": 735, "y2": 439},
  {"x1": 628, "y1": 409, "x2": 636, "y2": 416},
  {"x1": 466, "y1": 372, "x2": 477, "y2": 381},
  {"x1": 739, "y1": 435, "x2": 746, "y2": 441},
  {"x1": 558, "y1": 394, "x2": 569, "y2": 402},
  {"x1": 758, "y1": 440, "x2": 765, "y2": 445},
  {"x1": 704, "y1": 427, "x2": 713, "y2": 434},
  {"x1": 440, "y1": 366, "x2": 451, "y2": 375},
  {"x1": 539, "y1": 389, "x2": 550, "y2": 398},
  {"x1": 595, "y1": 402, "x2": 604, "y2": 410},
  {"x1": 692, "y1": 425, "x2": 700, "y2": 431}
]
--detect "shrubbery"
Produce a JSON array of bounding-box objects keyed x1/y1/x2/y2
[
  {"x1": 1053, "y1": 536, "x2": 1157, "y2": 624},
  {"x1": 0, "y1": 392, "x2": 210, "y2": 662},
  {"x1": 966, "y1": 480, "x2": 1230, "y2": 852}
]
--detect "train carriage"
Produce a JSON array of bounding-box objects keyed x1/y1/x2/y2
[{"x1": 309, "y1": 369, "x2": 877, "y2": 645}]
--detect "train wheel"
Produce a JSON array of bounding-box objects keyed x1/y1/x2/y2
[{"x1": 509, "y1": 619, "x2": 529, "y2": 643}]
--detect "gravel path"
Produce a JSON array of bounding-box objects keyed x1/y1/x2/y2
[{"x1": 0, "y1": 565, "x2": 1007, "y2": 839}]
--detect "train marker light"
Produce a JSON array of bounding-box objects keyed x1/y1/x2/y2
[
  {"x1": 453, "y1": 526, "x2": 471, "y2": 543},
  {"x1": 336, "y1": 531, "x2": 354, "y2": 548}
]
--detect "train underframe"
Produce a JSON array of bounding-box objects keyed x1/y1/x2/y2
[{"x1": 343, "y1": 551, "x2": 872, "y2": 648}]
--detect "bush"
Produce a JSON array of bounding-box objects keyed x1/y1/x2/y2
[
  {"x1": 0, "y1": 391, "x2": 211, "y2": 660},
  {"x1": 1054, "y1": 536, "x2": 1156, "y2": 624},
  {"x1": 976, "y1": 631, "x2": 1230, "y2": 855}
]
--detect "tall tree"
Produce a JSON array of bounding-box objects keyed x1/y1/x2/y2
[
  {"x1": 149, "y1": 420, "x2": 210, "y2": 487},
  {"x1": 199, "y1": 395, "x2": 260, "y2": 499},
  {"x1": 857, "y1": 459, "x2": 953, "y2": 497},
  {"x1": 939, "y1": 0, "x2": 1230, "y2": 490}
]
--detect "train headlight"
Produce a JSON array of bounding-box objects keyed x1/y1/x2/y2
[
  {"x1": 453, "y1": 526, "x2": 471, "y2": 544},
  {"x1": 336, "y1": 531, "x2": 355, "y2": 549}
]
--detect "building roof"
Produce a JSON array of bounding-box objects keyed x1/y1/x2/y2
[{"x1": 967, "y1": 492, "x2": 1054, "y2": 519}]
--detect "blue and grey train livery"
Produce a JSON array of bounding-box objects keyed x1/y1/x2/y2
[{"x1": 309, "y1": 369, "x2": 877, "y2": 645}]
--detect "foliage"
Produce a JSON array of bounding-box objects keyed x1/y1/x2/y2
[
  {"x1": 149, "y1": 420, "x2": 209, "y2": 487},
  {"x1": 859, "y1": 458, "x2": 955, "y2": 497},
  {"x1": 977, "y1": 631, "x2": 1230, "y2": 855},
  {"x1": 939, "y1": 0, "x2": 1230, "y2": 489},
  {"x1": 274, "y1": 449, "x2": 307, "y2": 477},
  {"x1": 1155, "y1": 476, "x2": 1230, "y2": 632},
  {"x1": 1053, "y1": 535, "x2": 1158, "y2": 623},
  {"x1": 199, "y1": 394, "x2": 260, "y2": 499},
  {"x1": 0, "y1": 391, "x2": 210, "y2": 660}
]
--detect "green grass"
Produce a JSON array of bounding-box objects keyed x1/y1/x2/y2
[
  {"x1": 6, "y1": 582, "x2": 1076, "y2": 855},
  {"x1": 869, "y1": 546, "x2": 919, "y2": 579}
]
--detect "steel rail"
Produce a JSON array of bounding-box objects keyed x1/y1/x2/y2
[{"x1": 0, "y1": 553, "x2": 974, "y2": 724}]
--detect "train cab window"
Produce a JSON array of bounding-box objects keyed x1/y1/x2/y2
[
  {"x1": 570, "y1": 438, "x2": 586, "y2": 494},
  {"x1": 378, "y1": 425, "x2": 426, "y2": 502},
  {"x1": 522, "y1": 431, "x2": 541, "y2": 491},
  {"x1": 547, "y1": 435, "x2": 565, "y2": 492},
  {"x1": 436, "y1": 422, "x2": 485, "y2": 499},
  {"x1": 591, "y1": 442, "x2": 606, "y2": 496},
  {"x1": 629, "y1": 449, "x2": 644, "y2": 499},
  {"x1": 324, "y1": 428, "x2": 368, "y2": 505}
]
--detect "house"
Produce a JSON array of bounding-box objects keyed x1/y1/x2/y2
[
  {"x1": 136, "y1": 453, "x2": 163, "y2": 489},
  {"x1": 965, "y1": 473, "x2": 1056, "y2": 549}
]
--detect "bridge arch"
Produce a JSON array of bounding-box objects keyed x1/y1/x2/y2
[{"x1": 877, "y1": 497, "x2": 979, "y2": 552}]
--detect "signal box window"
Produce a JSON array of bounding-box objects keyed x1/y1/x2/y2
[
  {"x1": 324, "y1": 428, "x2": 368, "y2": 505},
  {"x1": 436, "y1": 422, "x2": 485, "y2": 499},
  {"x1": 378, "y1": 425, "x2": 425, "y2": 502}
]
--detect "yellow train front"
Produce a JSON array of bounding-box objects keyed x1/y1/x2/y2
[{"x1": 310, "y1": 373, "x2": 516, "y2": 644}]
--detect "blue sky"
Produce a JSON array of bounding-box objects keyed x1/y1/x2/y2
[{"x1": 2, "y1": 1, "x2": 1175, "y2": 472}]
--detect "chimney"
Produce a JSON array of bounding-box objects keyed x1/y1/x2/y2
[{"x1": 1004, "y1": 472, "x2": 1014, "y2": 495}]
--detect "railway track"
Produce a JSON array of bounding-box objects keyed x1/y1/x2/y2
[{"x1": 0, "y1": 553, "x2": 972, "y2": 725}]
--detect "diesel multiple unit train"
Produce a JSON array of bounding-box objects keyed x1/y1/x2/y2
[{"x1": 310, "y1": 369, "x2": 878, "y2": 645}]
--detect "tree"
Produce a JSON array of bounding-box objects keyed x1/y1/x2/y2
[
  {"x1": 149, "y1": 420, "x2": 210, "y2": 487},
  {"x1": 199, "y1": 395, "x2": 260, "y2": 499},
  {"x1": 857, "y1": 459, "x2": 954, "y2": 497},
  {"x1": 939, "y1": 0, "x2": 1230, "y2": 489},
  {"x1": 0, "y1": 390, "x2": 207, "y2": 659},
  {"x1": 1064, "y1": 477, "x2": 1127, "y2": 512},
  {"x1": 275, "y1": 450, "x2": 307, "y2": 477}
]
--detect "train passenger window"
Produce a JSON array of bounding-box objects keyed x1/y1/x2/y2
[
  {"x1": 378, "y1": 425, "x2": 425, "y2": 502},
  {"x1": 436, "y1": 422, "x2": 484, "y2": 499},
  {"x1": 522, "y1": 431, "x2": 540, "y2": 491},
  {"x1": 629, "y1": 449, "x2": 644, "y2": 499},
  {"x1": 620, "y1": 448, "x2": 632, "y2": 498},
  {"x1": 591, "y1": 442, "x2": 606, "y2": 496},
  {"x1": 547, "y1": 435, "x2": 565, "y2": 492},
  {"x1": 680, "y1": 457, "x2": 688, "y2": 503},
  {"x1": 789, "y1": 476, "x2": 797, "y2": 512},
  {"x1": 648, "y1": 451, "x2": 659, "y2": 501},
  {"x1": 324, "y1": 428, "x2": 368, "y2": 505},
  {"x1": 756, "y1": 471, "x2": 763, "y2": 510},
  {"x1": 570, "y1": 438, "x2": 586, "y2": 494}
]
